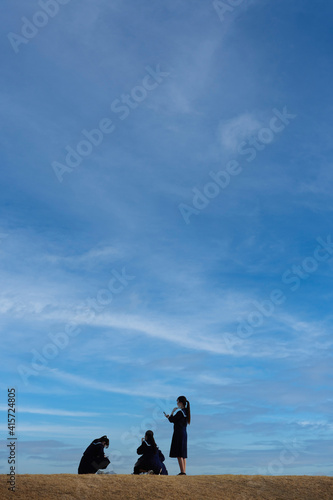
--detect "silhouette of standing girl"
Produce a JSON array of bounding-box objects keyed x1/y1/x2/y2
[{"x1": 165, "y1": 395, "x2": 191, "y2": 475}]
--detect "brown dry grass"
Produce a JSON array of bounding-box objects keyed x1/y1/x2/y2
[{"x1": 1, "y1": 474, "x2": 332, "y2": 500}]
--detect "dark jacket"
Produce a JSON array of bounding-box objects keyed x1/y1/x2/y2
[
  {"x1": 134, "y1": 440, "x2": 168, "y2": 475},
  {"x1": 78, "y1": 440, "x2": 110, "y2": 474}
]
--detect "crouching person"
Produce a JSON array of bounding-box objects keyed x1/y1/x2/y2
[
  {"x1": 133, "y1": 430, "x2": 168, "y2": 475},
  {"x1": 78, "y1": 435, "x2": 110, "y2": 474}
]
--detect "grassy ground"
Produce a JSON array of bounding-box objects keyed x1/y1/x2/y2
[{"x1": 0, "y1": 474, "x2": 332, "y2": 500}]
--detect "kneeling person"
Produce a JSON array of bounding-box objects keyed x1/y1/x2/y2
[
  {"x1": 78, "y1": 435, "x2": 110, "y2": 474},
  {"x1": 133, "y1": 430, "x2": 168, "y2": 475}
]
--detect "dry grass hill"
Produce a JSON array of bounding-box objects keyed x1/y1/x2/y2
[{"x1": 1, "y1": 474, "x2": 333, "y2": 500}]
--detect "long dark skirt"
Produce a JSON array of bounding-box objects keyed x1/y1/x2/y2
[
  {"x1": 170, "y1": 427, "x2": 187, "y2": 458},
  {"x1": 133, "y1": 455, "x2": 163, "y2": 474}
]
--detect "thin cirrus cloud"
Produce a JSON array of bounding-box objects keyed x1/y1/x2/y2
[
  {"x1": 0, "y1": 405, "x2": 99, "y2": 417},
  {"x1": 42, "y1": 368, "x2": 180, "y2": 400}
]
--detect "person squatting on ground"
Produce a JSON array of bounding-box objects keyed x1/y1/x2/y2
[
  {"x1": 78, "y1": 435, "x2": 110, "y2": 474},
  {"x1": 133, "y1": 430, "x2": 168, "y2": 475}
]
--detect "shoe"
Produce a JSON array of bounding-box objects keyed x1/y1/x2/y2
[
  {"x1": 148, "y1": 470, "x2": 154, "y2": 475},
  {"x1": 177, "y1": 472, "x2": 186, "y2": 475}
]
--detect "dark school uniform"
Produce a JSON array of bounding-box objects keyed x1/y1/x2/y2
[
  {"x1": 78, "y1": 439, "x2": 110, "y2": 474},
  {"x1": 158, "y1": 449, "x2": 168, "y2": 475},
  {"x1": 168, "y1": 408, "x2": 188, "y2": 458},
  {"x1": 133, "y1": 440, "x2": 166, "y2": 474}
]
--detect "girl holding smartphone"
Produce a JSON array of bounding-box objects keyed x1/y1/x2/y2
[{"x1": 165, "y1": 395, "x2": 191, "y2": 475}]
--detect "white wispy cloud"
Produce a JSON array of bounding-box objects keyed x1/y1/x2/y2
[
  {"x1": 43, "y1": 368, "x2": 179, "y2": 399},
  {"x1": 39, "y1": 245, "x2": 120, "y2": 268},
  {"x1": 0, "y1": 405, "x2": 99, "y2": 417}
]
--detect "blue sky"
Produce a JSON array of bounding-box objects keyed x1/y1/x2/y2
[{"x1": 0, "y1": 0, "x2": 332, "y2": 476}]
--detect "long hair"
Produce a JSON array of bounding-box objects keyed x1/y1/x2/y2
[
  {"x1": 94, "y1": 435, "x2": 109, "y2": 448},
  {"x1": 177, "y1": 395, "x2": 191, "y2": 425},
  {"x1": 145, "y1": 430, "x2": 158, "y2": 452}
]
